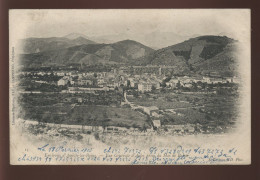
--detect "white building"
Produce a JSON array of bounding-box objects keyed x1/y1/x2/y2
[
  {"x1": 57, "y1": 72, "x2": 65, "y2": 76},
  {"x1": 143, "y1": 106, "x2": 159, "y2": 115},
  {"x1": 57, "y1": 78, "x2": 68, "y2": 86},
  {"x1": 151, "y1": 111, "x2": 160, "y2": 118},
  {"x1": 202, "y1": 76, "x2": 211, "y2": 83},
  {"x1": 153, "y1": 120, "x2": 161, "y2": 128},
  {"x1": 138, "y1": 83, "x2": 152, "y2": 92},
  {"x1": 166, "y1": 79, "x2": 179, "y2": 88}
]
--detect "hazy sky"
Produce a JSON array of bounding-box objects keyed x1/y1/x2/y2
[{"x1": 10, "y1": 9, "x2": 250, "y2": 40}]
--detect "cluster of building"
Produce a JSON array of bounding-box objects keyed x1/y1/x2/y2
[
  {"x1": 127, "y1": 75, "x2": 162, "y2": 92},
  {"x1": 56, "y1": 72, "x2": 240, "y2": 92},
  {"x1": 165, "y1": 76, "x2": 240, "y2": 89},
  {"x1": 55, "y1": 70, "x2": 164, "y2": 93},
  {"x1": 21, "y1": 67, "x2": 240, "y2": 93}
]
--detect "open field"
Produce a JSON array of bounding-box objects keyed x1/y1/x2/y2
[
  {"x1": 19, "y1": 86, "x2": 239, "y2": 133},
  {"x1": 128, "y1": 91, "x2": 239, "y2": 130},
  {"x1": 128, "y1": 95, "x2": 193, "y2": 109},
  {"x1": 65, "y1": 105, "x2": 149, "y2": 128},
  {"x1": 20, "y1": 93, "x2": 149, "y2": 128}
]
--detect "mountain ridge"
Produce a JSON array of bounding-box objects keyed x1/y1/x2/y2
[
  {"x1": 19, "y1": 36, "x2": 97, "y2": 54},
  {"x1": 132, "y1": 35, "x2": 239, "y2": 76},
  {"x1": 19, "y1": 35, "x2": 239, "y2": 76},
  {"x1": 64, "y1": 33, "x2": 90, "y2": 40},
  {"x1": 20, "y1": 39, "x2": 154, "y2": 67}
]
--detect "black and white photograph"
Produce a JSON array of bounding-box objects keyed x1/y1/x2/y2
[{"x1": 9, "y1": 9, "x2": 251, "y2": 165}]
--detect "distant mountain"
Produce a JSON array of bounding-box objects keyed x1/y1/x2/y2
[
  {"x1": 19, "y1": 36, "x2": 96, "y2": 54},
  {"x1": 135, "y1": 35, "x2": 239, "y2": 76},
  {"x1": 70, "y1": 37, "x2": 96, "y2": 45},
  {"x1": 89, "y1": 32, "x2": 200, "y2": 49},
  {"x1": 89, "y1": 36, "x2": 115, "y2": 44},
  {"x1": 20, "y1": 40, "x2": 154, "y2": 67},
  {"x1": 63, "y1": 33, "x2": 89, "y2": 40},
  {"x1": 19, "y1": 35, "x2": 239, "y2": 76}
]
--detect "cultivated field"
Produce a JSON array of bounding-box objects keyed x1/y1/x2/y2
[
  {"x1": 128, "y1": 91, "x2": 239, "y2": 131},
  {"x1": 20, "y1": 93, "x2": 148, "y2": 128}
]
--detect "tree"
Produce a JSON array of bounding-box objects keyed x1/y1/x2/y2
[
  {"x1": 205, "y1": 115, "x2": 212, "y2": 121},
  {"x1": 190, "y1": 64, "x2": 194, "y2": 71},
  {"x1": 103, "y1": 111, "x2": 108, "y2": 119},
  {"x1": 32, "y1": 113, "x2": 42, "y2": 124},
  {"x1": 151, "y1": 85, "x2": 156, "y2": 92},
  {"x1": 160, "y1": 88, "x2": 166, "y2": 93},
  {"x1": 76, "y1": 116, "x2": 84, "y2": 124},
  {"x1": 192, "y1": 82, "x2": 198, "y2": 91},
  {"x1": 132, "y1": 123, "x2": 139, "y2": 129},
  {"x1": 176, "y1": 81, "x2": 181, "y2": 89},
  {"x1": 53, "y1": 115, "x2": 60, "y2": 124},
  {"x1": 161, "y1": 81, "x2": 166, "y2": 88},
  {"x1": 101, "y1": 121, "x2": 107, "y2": 132},
  {"x1": 201, "y1": 82, "x2": 207, "y2": 89},
  {"x1": 133, "y1": 90, "x2": 139, "y2": 98},
  {"x1": 141, "y1": 123, "x2": 147, "y2": 132},
  {"x1": 41, "y1": 114, "x2": 49, "y2": 124}
]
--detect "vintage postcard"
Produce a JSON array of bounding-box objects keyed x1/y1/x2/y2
[{"x1": 9, "y1": 9, "x2": 251, "y2": 165}]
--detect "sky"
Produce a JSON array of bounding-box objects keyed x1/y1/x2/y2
[{"x1": 9, "y1": 9, "x2": 250, "y2": 48}]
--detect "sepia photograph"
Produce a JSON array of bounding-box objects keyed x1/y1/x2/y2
[{"x1": 9, "y1": 9, "x2": 251, "y2": 165}]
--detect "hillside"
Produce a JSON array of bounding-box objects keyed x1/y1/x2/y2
[
  {"x1": 194, "y1": 42, "x2": 239, "y2": 76},
  {"x1": 135, "y1": 36, "x2": 239, "y2": 76},
  {"x1": 19, "y1": 36, "x2": 96, "y2": 54},
  {"x1": 20, "y1": 40, "x2": 154, "y2": 67},
  {"x1": 19, "y1": 35, "x2": 239, "y2": 76}
]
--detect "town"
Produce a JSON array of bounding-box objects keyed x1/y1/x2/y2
[{"x1": 18, "y1": 65, "x2": 240, "y2": 140}]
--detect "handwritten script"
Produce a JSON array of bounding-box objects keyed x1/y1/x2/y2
[{"x1": 17, "y1": 142, "x2": 242, "y2": 165}]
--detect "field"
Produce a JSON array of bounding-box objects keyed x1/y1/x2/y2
[
  {"x1": 128, "y1": 93, "x2": 194, "y2": 109},
  {"x1": 19, "y1": 85, "x2": 239, "y2": 133},
  {"x1": 19, "y1": 93, "x2": 148, "y2": 128},
  {"x1": 65, "y1": 105, "x2": 149, "y2": 128},
  {"x1": 128, "y1": 91, "x2": 239, "y2": 130}
]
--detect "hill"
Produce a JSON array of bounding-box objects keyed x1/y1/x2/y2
[
  {"x1": 19, "y1": 36, "x2": 96, "y2": 54},
  {"x1": 135, "y1": 35, "x2": 239, "y2": 76},
  {"x1": 19, "y1": 35, "x2": 239, "y2": 76},
  {"x1": 20, "y1": 40, "x2": 154, "y2": 67}
]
